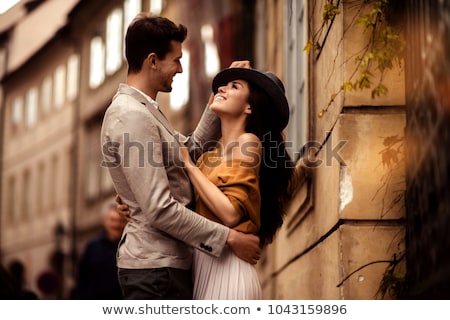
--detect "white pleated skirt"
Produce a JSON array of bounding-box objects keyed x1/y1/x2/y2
[{"x1": 193, "y1": 245, "x2": 262, "y2": 300}]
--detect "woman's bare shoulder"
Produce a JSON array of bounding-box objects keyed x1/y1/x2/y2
[
  {"x1": 234, "y1": 133, "x2": 261, "y2": 163},
  {"x1": 238, "y1": 132, "x2": 260, "y2": 144}
]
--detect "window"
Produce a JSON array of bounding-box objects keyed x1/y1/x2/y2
[
  {"x1": 25, "y1": 87, "x2": 38, "y2": 128},
  {"x1": 283, "y1": 0, "x2": 313, "y2": 234},
  {"x1": 67, "y1": 54, "x2": 80, "y2": 101},
  {"x1": 170, "y1": 50, "x2": 190, "y2": 111},
  {"x1": 85, "y1": 126, "x2": 101, "y2": 200},
  {"x1": 201, "y1": 24, "x2": 220, "y2": 78},
  {"x1": 285, "y1": 0, "x2": 308, "y2": 160},
  {"x1": 106, "y1": 9, "x2": 123, "y2": 75},
  {"x1": 101, "y1": 165, "x2": 115, "y2": 194},
  {"x1": 37, "y1": 162, "x2": 45, "y2": 216},
  {"x1": 22, "y1": 170, "x2": 31, "y2": 221},
  {"x1": 6, "y1": 176, "x2": 16, "y2": 225},
  {"x1": 85, "y1": 124, "x2": 115, "y2": 200},
  {"x1": 0, "y1": 48, "x2": 6, "y2": 79},
  {"x1": 61, "y1": 147, "x2": 72, "y2": 206},
  {"x1": 49, "y1": 155, "x2": 58, "y2": 210},
  {"x1": 149, "y1": 0, "x2": 163, "y2": 14},
  {"x1": 86, "y1": 159, "x2": 100, "y2": 200},
  {"x1": 54, "y1": 65, "x2": 66, "y2": 109},
  {"x1": 89, "y1": 36, "x2": 105, "y2": 89},
  {"x1": 11, "y1": 96, "x2": 23, "y2": 127},
  {"x1": 41, "y1": 76, "x2": 52, "y2": 115},
  {"x1": 124, "y1": 0, "x2": 142, "y2": 33}
]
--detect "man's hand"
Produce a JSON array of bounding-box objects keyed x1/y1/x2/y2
[
  {"x1": 115, "y1": 194, "x2": 132, "y2": 222},
  {"x1": 226, "y1": 229, "x2": 261, "y2": 265}
]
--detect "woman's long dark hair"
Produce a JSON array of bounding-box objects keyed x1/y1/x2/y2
[{"x1": 246, "y1": 83, "x2": 295, "y2": 246}]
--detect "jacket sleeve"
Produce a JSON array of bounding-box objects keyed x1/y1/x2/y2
[{"x1": 184, "y1": 104, "x2": 221, "y2": 163}]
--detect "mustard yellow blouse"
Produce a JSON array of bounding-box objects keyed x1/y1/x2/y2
[{"x1": 195, "y1": 148, "x2": 261, "y2": 234}]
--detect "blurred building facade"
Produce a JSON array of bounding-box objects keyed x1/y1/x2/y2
[{"x1": 0, "y1": 0, "x2": 448, "y2": 299}]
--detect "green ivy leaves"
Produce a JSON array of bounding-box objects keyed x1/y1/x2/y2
[{"x1": 306, "y1": 0, "x2": 405, "y2": 118}]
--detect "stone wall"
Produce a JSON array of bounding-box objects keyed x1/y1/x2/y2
[{"x1": 258, "y1": 0, "x2": 407, "y2": 299}]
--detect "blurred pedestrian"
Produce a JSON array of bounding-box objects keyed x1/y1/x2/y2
[
  {"x1": 73, "y1": 201, "x2": 126, "y2": 299},
  {"x1": 0, "y1": 263, "x2": 19, "y2": 299},
  {"x1": 7, "y1": 260, "x2": 38, "y2": 299}
]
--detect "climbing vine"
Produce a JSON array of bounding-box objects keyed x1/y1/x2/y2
[
  {"x1": 336, "y1": 251, "x2": 406, "y2": 299},
  {"x1": 305, "y1": 1, "x2": 407, "y2": 298},
  {"x1": 375, "y1": 252, "x2": 407, "y2": 299},
  {"x1": 304, "y1": 0, "x2": 405, "y2": 118}
]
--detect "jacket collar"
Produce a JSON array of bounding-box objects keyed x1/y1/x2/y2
[{"x1": 115, "y1": 83, "x2": 175, "y2": 135}]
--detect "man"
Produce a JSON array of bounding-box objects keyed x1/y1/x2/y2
[
  {"x1": 100, "y1": 13, "x2": 260, "y2": 299},
  {"x1": 73, "y1": 202, "x2": 126, "y2": 299}
]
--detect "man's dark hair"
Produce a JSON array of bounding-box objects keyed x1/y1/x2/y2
[{"x1": 125, "y1": 13, "x2": 187, "y2": 73}]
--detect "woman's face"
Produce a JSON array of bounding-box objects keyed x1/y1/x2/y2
[{"x1": 211, "y1": 79, "x2": 251, "y2": 117}]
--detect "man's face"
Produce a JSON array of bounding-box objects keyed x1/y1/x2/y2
[{"x1": 155, "y1": 41, "x2": 183, "y2": 93}]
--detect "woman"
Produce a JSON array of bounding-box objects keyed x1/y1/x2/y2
[
  {"x1": 179, "y1": 67, "x2": 295, "y2": 299},
  {"x1": 117, "y1": 67, "x2": 295, "y2": 299}
]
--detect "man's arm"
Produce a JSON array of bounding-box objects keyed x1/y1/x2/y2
[
  {"x1": 115, "y1": 193, "x2": 261, "y2": 265},
  {"x1": 106, "y1": 105, "x2": 228, "y2": 257}
]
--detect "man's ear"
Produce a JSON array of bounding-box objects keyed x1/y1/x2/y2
[{"x1": 147, "y1": 53, "x2": 157, "y2": 68}]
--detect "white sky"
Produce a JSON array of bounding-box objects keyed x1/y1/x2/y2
[{"x1": 0, "y1": 0, "x2": 20, "y2": 14}]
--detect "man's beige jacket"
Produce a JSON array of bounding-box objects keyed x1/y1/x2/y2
[{"x1": 101, "y1": 83, "x2": 228, "y2": 270}]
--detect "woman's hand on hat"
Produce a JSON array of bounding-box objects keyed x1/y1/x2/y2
[
  {"x1": 207, "y1": 60, "x2": 252, "y2": 105},
  {"x1": 229, "y1": 60, "x2": 251, "y2": 69}
]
